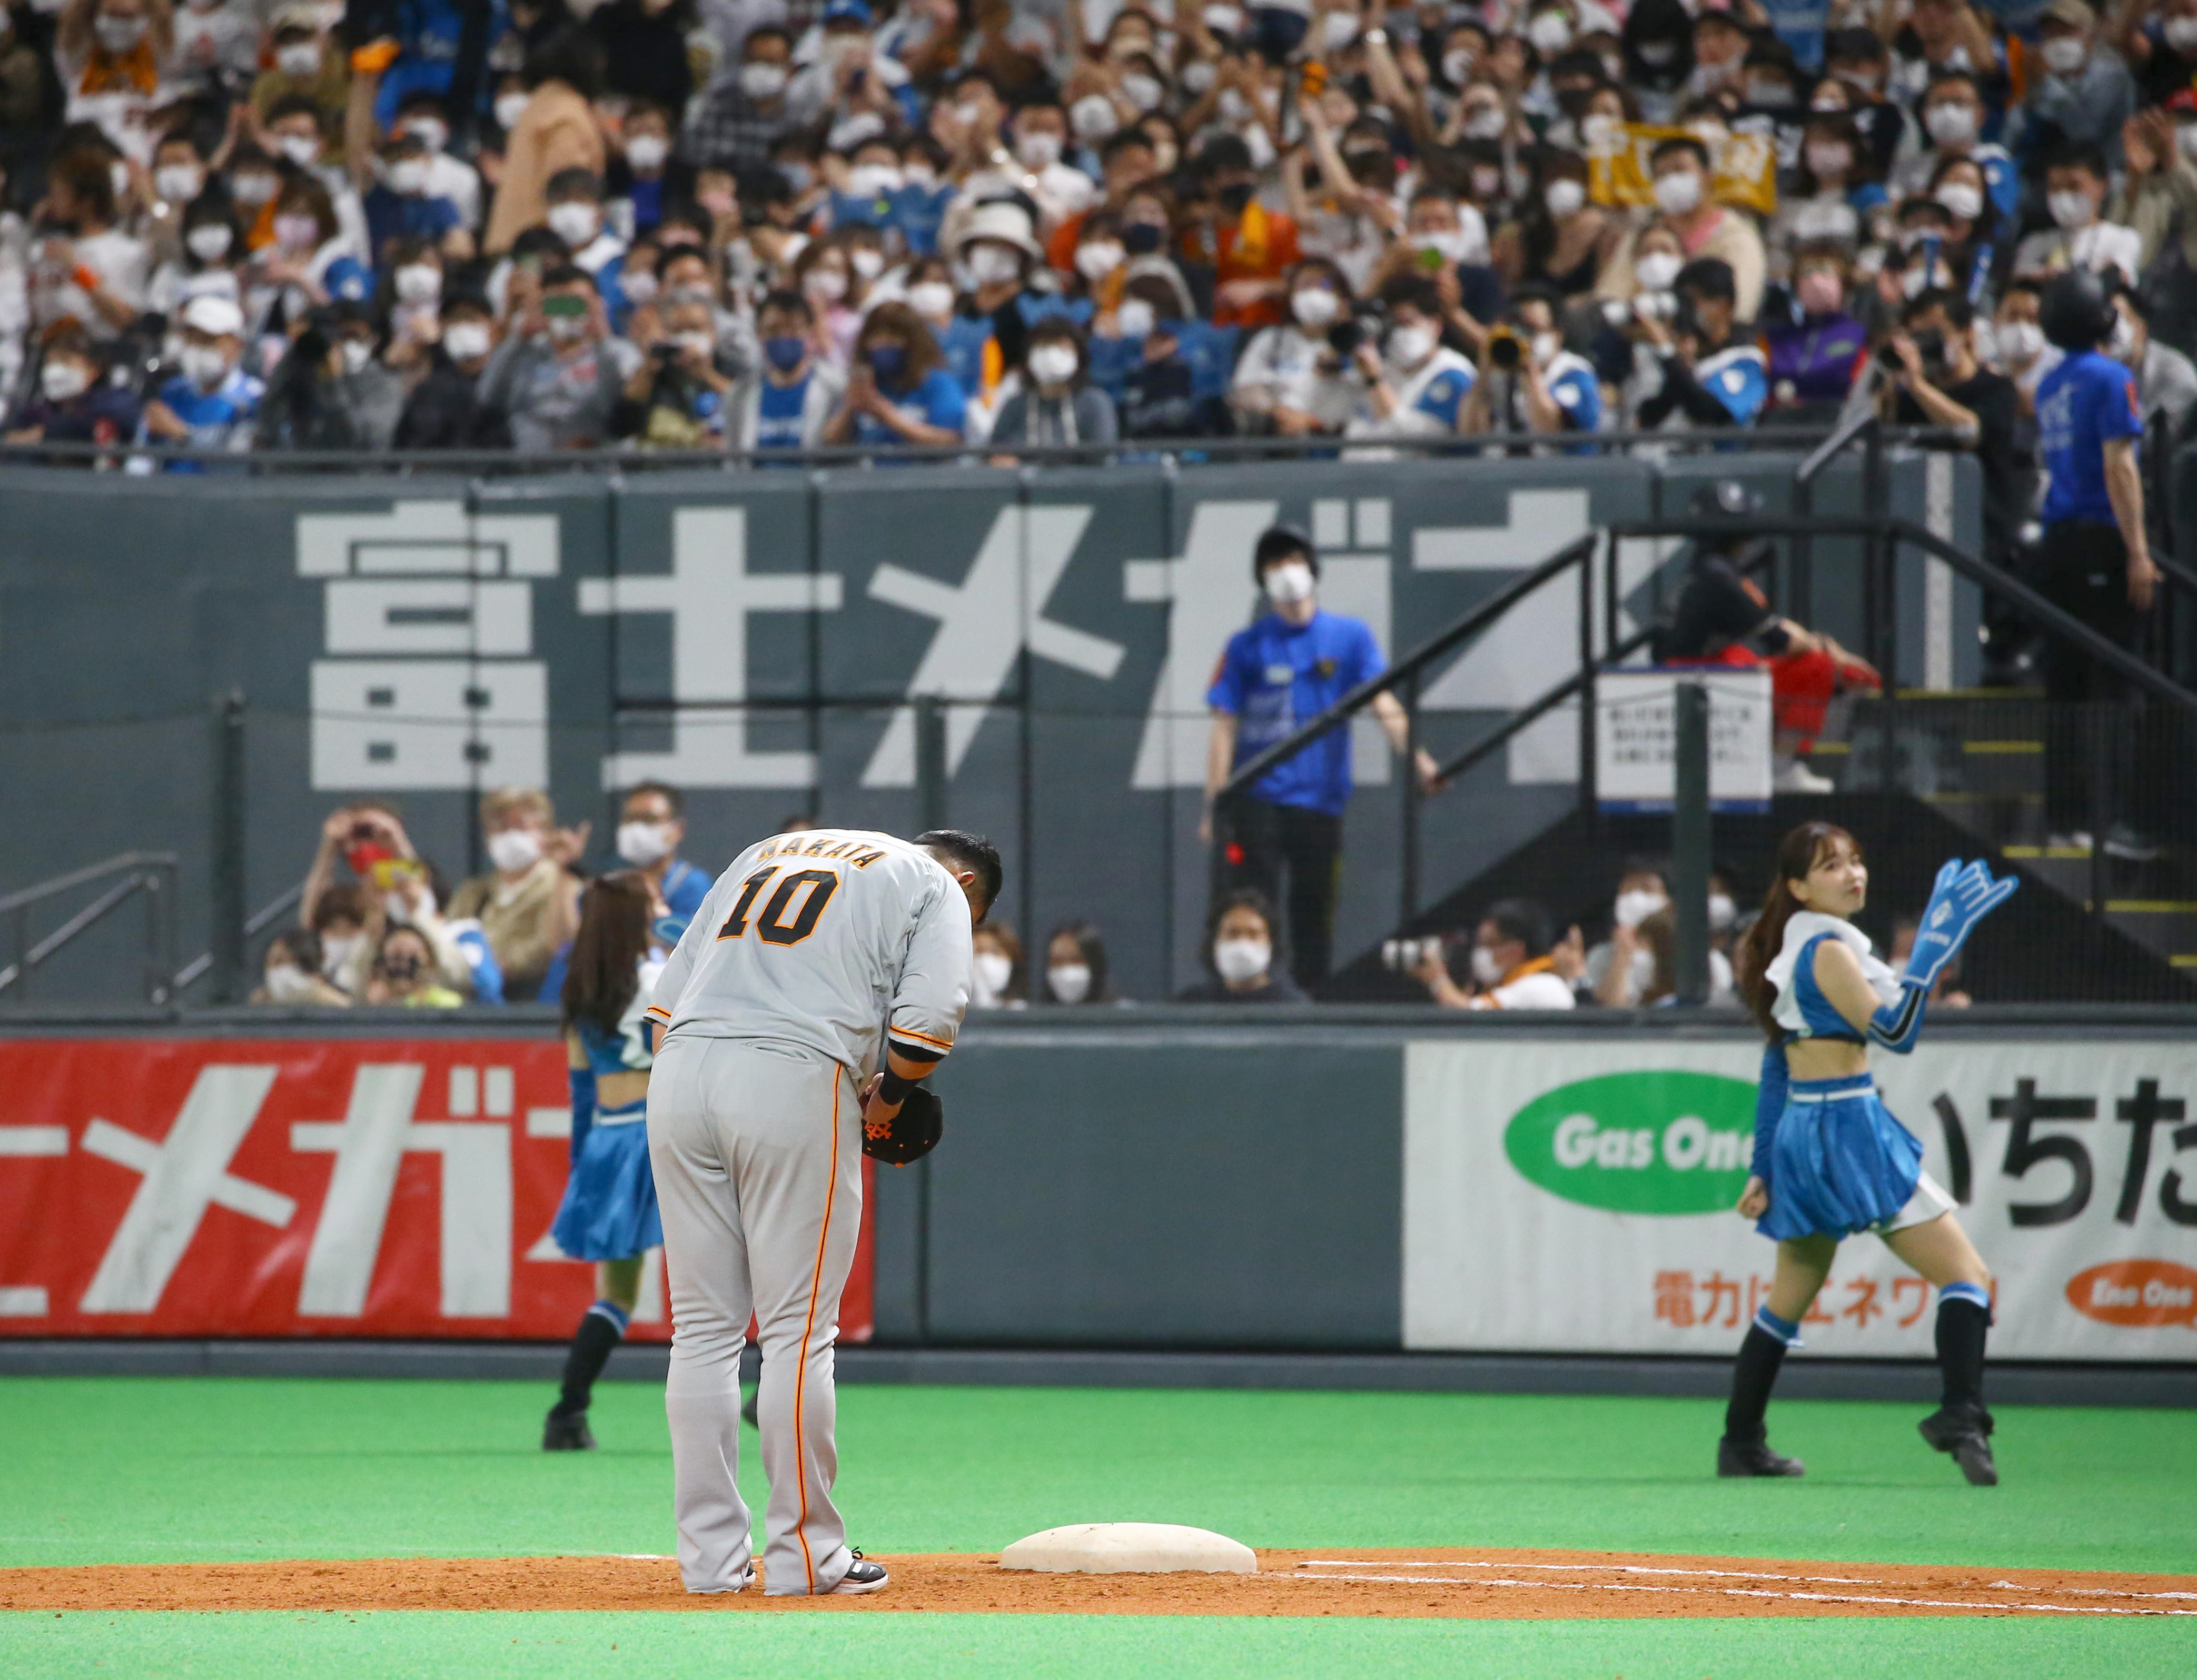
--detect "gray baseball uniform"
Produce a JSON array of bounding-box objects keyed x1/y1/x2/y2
[{"x1": 644, "y1": 829, "x2": 972, "y2": 1595}]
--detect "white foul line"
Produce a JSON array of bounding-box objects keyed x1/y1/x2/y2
[{"x1": 1297, "y1": 1558, "x2": 2197, "y2": 1602}]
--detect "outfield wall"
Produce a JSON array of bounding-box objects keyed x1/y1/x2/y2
[{"x1": 3, "y1": 1008, "x2": 2191, "y2": 1365}]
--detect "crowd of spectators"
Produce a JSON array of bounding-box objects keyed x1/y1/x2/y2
[{"x1": 5, "y1": 0, "x2": 2197, "y2": 469}]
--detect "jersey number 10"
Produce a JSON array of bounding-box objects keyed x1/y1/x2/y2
[{"x1": 716, "y1": 866, "x2": 840, "y2": 947}]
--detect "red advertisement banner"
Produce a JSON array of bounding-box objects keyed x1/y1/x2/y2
[{"x1": 0, "y1": 1039, "x2": 874, "y2": 1343}]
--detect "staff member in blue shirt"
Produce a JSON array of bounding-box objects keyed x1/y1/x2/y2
[
  {"x1": 1203, "y1": 527, "x2": 1443, "y2": 990},
  {"x1": 2032, "y1": 269, "x2": 2163, "y2": 852}
]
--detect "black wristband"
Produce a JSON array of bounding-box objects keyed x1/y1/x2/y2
[{"x1": 878, "y1": 1067, "x2": 917, "y2": 1104}]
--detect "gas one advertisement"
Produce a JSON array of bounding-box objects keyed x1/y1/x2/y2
[
  {"x1": 0, "y1": 1039, "x2": 874, "y2": 1342},
  {"x1": 1403, "y1": 1038, "x2": 2197, "y2": 1360}
]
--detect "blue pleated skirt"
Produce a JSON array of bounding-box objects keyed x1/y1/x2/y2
[
  {"x1": 1757, "y1": 1073, "x2": 1925, "y2": 1241},
  {"x1": 550, "y1": 1106, "x2": 663, "y2": 1261}
]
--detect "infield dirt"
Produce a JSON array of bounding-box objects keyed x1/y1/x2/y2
[{"x1": 4, "y1": 1549, "x2": 2192, "y2": 1621}]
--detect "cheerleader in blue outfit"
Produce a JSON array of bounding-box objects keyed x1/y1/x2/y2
[
  {"x1": 1721, "y1": 822, "x2": 2017, "y2": 1486},
  {"x1": 543, "y1": 874, "x2": 667, "y2": 1451}
]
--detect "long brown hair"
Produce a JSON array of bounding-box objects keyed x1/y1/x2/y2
[
  {"x1": 561, "y1": 872, "x2": 654, "y2": 1036},
  {"x1": 1737, "y1": 821, "x2": 1859, "y2": 1040}
]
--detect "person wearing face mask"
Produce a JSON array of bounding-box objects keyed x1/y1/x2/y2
[
  {"x1": 2027, "y1": 0, "x2": 2134, "y2": 162},
  {"x1": 245, "y1": 4, "x2": 346, "y2": 130},
  {"x1": 944, "y1": 201, "x2": 1067, "y2": 396},
  {"x1": 824, "y1": 299, "x2": 967, "y2": 448},
  {"x1": 479, "y1": 263, "x2": 643, "y2": 449},
  {"x1": 733, "y1": 287, "x2": 844, "y2": 450},
  {"x1": 393, "y1": 292, "x2": 516, "y2": 448},
  {"x1": 785, "y1": 0, "x2": 918, "y2": 133},
  {"x1": 1039, "y1": 922, "x2": 1120, "y2": 1005},
  {"x1": 826, "y1": 136, "x2": 907, "y2": 237},
  {"x1": 139, "y1": 292, "x2": 262, "y2": 461},
  {"x1": 968, "y1": 921, "x2": 1026, "y2": 1008},
  {"x1": 989, "y1": 316, "x2": 1117, "y2": 450},
  {"x1": 27, "y1": 148, "x2": 149, "y2": 341},
  {"x1": 1892, "y1": 73, "x2": 2016, "y2": 236},
  {"x1": 1191, "y1": 133, "x2": 1303, "y2": 330},
  {"x1": 361, "y1": 132, "x2": 470, "y2": 271},
  {"x1": 1585, "y1": 863, "x2": 1671, "y2": 1005},
  {"x1": 2106, "y1": 285, "x2": 2197, "y2": 439},
  {"x1": 1761, "y1": 245, "x2": 1865, "y2": 420},
  {"x1": 2127, "y1": 0, "x2": 2197, "y2": 104},
  {"x1": 893, "y1": 136, "x2": 956, "y2": 256},
  {"x1": 2107, "y1": 102, "x2": 2197, "y2": 314},
  {"x1": 686, "y1": 25, "x2": 800, "y2": 175},
  {"x1": 1342, "y1": 274, "x2": 1475, "y2": 441},
  {"x1": 251, "y1": 928, "x2": 352, "y2": 1007},
  {"x1": 1616, "y1": 0, "x2": 1694, "y2": 122},
  {"x1": 486, "y1": 27, "x2": 610, "y2": 255},
  {"x1": 2013, "y1": 139, "x2": 2142, "y2": 288},
  {"x1": 1597, "y1": 138, "x2": 1764, "y2": 327},
  {"x1": 1884, "y1": 291, "x2": 2023, "y2": 579},
  {"x1": 391, "y1": 89, "x2": 484, "y2": 231},
  {"x1": 1491, "y1": 154, "x2": 1604, "y2": 303},
  {"x1": 169, "y1": 0, "x2": 257, "y2": 97},
  {"x1": 257, "y1": 299, "x2": 405, "y2": 449},
  {"x1": 1413, "y1": 898, "x2": 1577, "y2": 1010},
  {"x1": 613, "y1": 292, "x2": 737, "y2": 444},
  {"x1": 307, "y1": 884, "x2": 374, "y2": 995},
  {"x1": 1769, "y1": 113, "x2": 1882, "y2": 255},
  {"x1": 364, "y1": 925, "x2": 466, "y2": 1007},
  {"x1": 540, "y1": 166, "x2": 631, "y2": 318},
  {"x1": 1887, "y1": 0, "x2": 2007, "y2": 117},
  {"x1": 1007, "y1": 100, "x2": 1099, "y2": 228},
  {"x1": 55, "y1": 0, "x2": 174, "y2": 152},
  {"x1": 1176, "y1": 890, "x2": 1307, "y2": 1002},
  {"x1": 444, "y1": 786, "x2": 588, "y2": 1002},
  {"x1": 4, "y1": 323, "x2": 141, "y2": 447},
  {"x1": 1989, "y1": 277, "x2": 2060, "y2": 417},
  {"x1": 1203, "y1": 527, "x2": 1443, "y2": 991},
  {"x1": 1636, "y1": 256, "x2": 1767, "y2": 433},
  {"x1": 1457, "y1": 283, "x2": 1602, "y2": 440}
]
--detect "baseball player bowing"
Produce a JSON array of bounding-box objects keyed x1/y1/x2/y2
[{"x1": 644, "y1": 825, "x2": 998, "y2": 1597}]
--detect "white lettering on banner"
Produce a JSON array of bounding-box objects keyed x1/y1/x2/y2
[
  {"x1": 578, "y1": 506, "x2": 843, "y2": 789},
  {"x1": 1411, "y1": 489, "x2": 1592, "y2": 573},
  {"x1": 0, "y1": 1124, "x2": 70, "y2": 1315},
  {"x1": 862, "y1": 504, "x2": 1126, "y2": 787},
  {"x1": 1403, "y1": 1039, "x2": 2197, "y2": 1360},
  {"x1": 292, "y1": 1063, "x2": 514, "y2": 1319},
  {"x1": 300, "y1": 502, "x2": 557, "y2": 792},
  {"x1": 78, "y1": 1067, "x2": 294, "y2": 1314}
]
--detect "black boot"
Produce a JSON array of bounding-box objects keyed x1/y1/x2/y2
[
  {"x1": 1919, "y1": 1292, "x2": 1995, "y2": 1485},
  {"x1": 1719, "y1": 1316, "x2": 1804, "y2": 1477},
  {"x1": 1718, "y1": 1436, "x2": 1806, "y2": 1477},
  {"x1": 544, "y1": 1303, "x2": 627, "y2": 1449}
]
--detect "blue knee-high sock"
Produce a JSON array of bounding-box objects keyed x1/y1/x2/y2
[{"x1": 555, "y1": 1300, "x2": 630, "y2": 1417}]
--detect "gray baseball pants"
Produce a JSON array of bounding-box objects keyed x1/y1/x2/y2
[{"x1": 648, "y1": 1035, "x2": 863, "y2": 1596}]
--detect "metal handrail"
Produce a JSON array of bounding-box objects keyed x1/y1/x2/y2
[
  {"x1": 171, "y1": 882, "x2": 306, "y2": 995},
  {"x1": 0, "y1": 851, "x2": 179, "y2": 1005}
]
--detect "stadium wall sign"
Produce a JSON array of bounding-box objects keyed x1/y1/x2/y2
[
  {"x1": 0, "y1": 1037, "x2": 875, "y2": 1341},
  {"x1": 1407, "y1": 1038, "x2": 2197, "y2": 1361}
]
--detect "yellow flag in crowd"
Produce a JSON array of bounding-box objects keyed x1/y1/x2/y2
[{"x1": 1589, "y1": 123, "x2": 1779, "y2": 220}]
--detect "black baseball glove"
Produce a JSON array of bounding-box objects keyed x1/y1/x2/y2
[{"x1": 862, "y1": 1083, "x2": 943, "y2": 1166}]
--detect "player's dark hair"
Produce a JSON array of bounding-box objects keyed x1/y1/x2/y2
[
  {"x1": 916, "y1": 829, "x2": 1003, "y2": 919},
  {"x1": 625, "y1": 780, "x2": 685, "y2": 817},
  {"x1": 1738, "y1": 821, "x2": 1860, "y2": 1040},
  {"x1": 1484, "y1": 897, "x2": 1551, "y2": 958},
  {"x1": 562, "y1": 872, "x2": 655, "y2": 1036}
]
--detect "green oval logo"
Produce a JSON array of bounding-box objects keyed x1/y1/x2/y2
[{"x1": 1503, "y1": 1071, "x2": 1756, "y2": 1215}]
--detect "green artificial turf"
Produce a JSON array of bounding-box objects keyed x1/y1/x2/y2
[
  {"x1": 2, "y1": 1376, "x2": 2193, "y2": 1574},
  {"x1": 2, "y1": 1613, "x2": 2193, "y2": 1680}
]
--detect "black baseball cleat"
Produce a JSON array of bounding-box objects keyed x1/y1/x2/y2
[
  {"x1": 1718, "y1": 1435, "x2": 1805, "y2": 1478},
  {"x1": 1918, "y1": 1406, "x2": 1998, "y2": 1486},
  {"x1": 829, "y1": 1550, "x2": 889, "y2": 1594},
  {"x1": 542, "y1": 1409, "x2": 597, "y2": 1452}
]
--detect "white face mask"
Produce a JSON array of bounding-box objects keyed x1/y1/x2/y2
[
  {"x1": 1071, "y1": 93, "x2": 1121, "y2": 141},
  {"x1": 277, "y1": 41, "x2": 322, "y2": 77},
  {"x1": 1387, "y1": 322, "x2": 1436, "y2": 368},
  {"x1": 1544, "y1": 178, "x2": 1586, "y2": 218},
  {"x1": 1614, "y1": 888, "x2": 1668, "y2": 929},
  {"x1": 387, "y1": 262, "x2": 440, "y2": 305},
  {"x1": 231, "y1": 171, "x2": 278, "y2": 207},
  {"x1": 1708, "y1": 892, "x2": 1737, "y2": 933},
  {"x1": 442, "y1": 319, "x2": 492, "y2": 361},
  {"x1": 616, "y1": 819, "x2": 675, "y2": 866},
  {"x1": 1652, "y1": 168, "x2": 1702, "y2": 215},
  {"x1": 186, "y1": 223, "x2": 233, "y2": 262},
  {"x1": 1115, "y1": 296, "x2": 1156, "y2": 339},
  {"x1": 1323, "y1": 9, "x2": 1358, "y2": 49},
  {"x1": 1291, "y1": 286, "x2": 1340, "y2": 327},
  {"x1": 156, "y1": 163, "x2": 203, "y2": 204},
  {"x1": 1634, "y1": 250, "x2": 1682, "y2": 291},
  {"x1": 2109, "y1": 309, "x2": 2138, "y2": 362},
  {"x1": 1027, "y1": 343, "x2": 1079, "y2": 386},
  {"x1": 1531, "y1": 330, "x2": 1560, "y2": 366},
  {"x1": 1075, "y1": 240, "x2": 1124, "y2": 281},
  {"x1": 846, "y1": 162, "x2": 902, "y2": 198},
  {"x1": 1015, "y1": 131, "x2": 1063, "y2": 169},
  {"x1": 967, "y1": 244, "x2": 1023, "y2": 286},
  {"x1": 40, "y1": 359, "x2": 90, "y2": 402},
  {"x1": 903, "y1": 160, "x2": 937, "y2": 187},
  {"x1": 2048, "y1": 189, "x2": 2096, "y2": 230},
  {"x1": 180, "y1": 343, "x2": 231, "y2": 390},
  {"x1": 496, "y1": 91, "x2": 531, "y2": 130},
  {"x1": 388, "y1": 157, "x2": 431, "y2": 195},
  {"x1": 406, "y1": 116, "x2": 449, "y2": 155},
  {"x1": 1417, "y1": 228, "x2": 1470, "y2": 266},
  {"x1": 1935, "y1": 181, "x2": 1983, "y2": 223},
  {"x1": 547, "y1": 201, "x2": 599, "y2": 246},
  {"x1": 1263, "y1": 560, "x2": 1315, "y2": 604},
  {"x1": 2041, "y1": 33, "x2": 2086, "y2": 75},
  {"x1": 319, "y1": 932, "x2": 363, "y2": 978},
  {"x1": 1047, "y1": 962, "x2": 1093, "y2": 1003},
  {"x1": 972, "y1": 950, "x2": 1014, "y2": 1000},
  {"x1": 805, "y1": 265, "x2": 849, "y2": 301},
  {"x1": 1122, "y1": 72, "x2": 1163, "y2": 112},
  {"x1": 1462, "y1": 106, "x2": 1506, "y2": 141},
  {"x1": 1994, "y1": 319, "x2": 2043, "y2": 366},
  {"x1": 1526, "y1": 11, "x2": 1571, "y2": 54},
  {"x1": 487, "y1": 828, "x2": 543, "y2": 872},
  {"x1": 266, "y1": 963, "x2": 323, "y2": 1002},
  {"x1": 1924, "y1": 102, "x2": 1976, "y2": 147},
  {"x1": 95, "y1": 13, "x2": 147, "y2": 49},
  {"x1": 1213, "y1": 936, "x2": 1271, "y2": 984},
  {"x1": 907, "y1": 279, "x2": 955, "y2": 319},
  {"x1": 740, "y1": 60, "x2": 787, "y2": 98},
  {"x1": 339, "y1": 339, "x2": 372, "y2": 374},
  {"x1": 274, "y1": 212, "x2": 320, "y2": 251},
  {"x1": 627, "y1": 134, "x2": 669, "y2": 173},
  {"x1": 2168, "y1": 14, "x2": 2197, "y2": 51},
  {"x1": 1805, "y1": 144, "x2": 1850, "y2": 180},
  {"x1": 850, "y1": 247, "x2": 885, "y2": 281},
  {"x1": 1442, "y1": 48, "x2": 1476, "y2": 85},
  {"x1": 278, "y1": 133, "x2": 322, "y2": 167},
  {"x1": 1179, "y1": 59, "x2": 1215, "y2": 95},
  {"x1": 1470, "y1": 943, "x2": 1505, "y2": 986}
]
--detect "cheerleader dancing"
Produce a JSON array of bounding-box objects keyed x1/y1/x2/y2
[{"x1": 1723, "y1": 822, "x2": 2018, "y2": 1486}]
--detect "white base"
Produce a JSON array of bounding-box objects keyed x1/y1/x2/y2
[{"x1": 997, "y1": 1523, "x2": 1257, "y2": 1575}]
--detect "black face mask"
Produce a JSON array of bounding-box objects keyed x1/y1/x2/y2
[
  {"x1": 1218, "y1": 182, "x2": 1255, "y2": 217},
  {"x1": 380, "y1": 953, "x2": 422, "y2": 984},
  {"x1": 1123, "y1": 221, "x2": 1163, "y2": 254}
]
